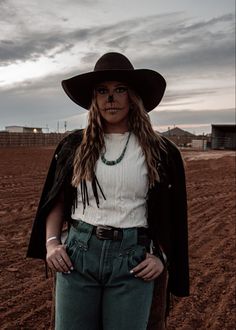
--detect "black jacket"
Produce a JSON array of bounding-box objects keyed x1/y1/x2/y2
[{"x1": 27, "y1": 129, "x2": 189, "y2": 298}]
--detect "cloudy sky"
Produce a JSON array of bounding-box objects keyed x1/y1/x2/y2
[{"x1": 0, "y1": 0, "x2": 235, "y2": 134}]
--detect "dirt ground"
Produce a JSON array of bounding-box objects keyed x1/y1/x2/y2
[{"x1": 0, "y1": 147, "x2": 235, "y2": 330}]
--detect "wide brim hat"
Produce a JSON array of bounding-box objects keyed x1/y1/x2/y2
[{"x1": 62, "y1": 52, "x2": 166, "y2": 112}]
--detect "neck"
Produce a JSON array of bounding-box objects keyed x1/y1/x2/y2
[
  {"x1": 104, "y1": 128, "x2": 129, "y2": 134},
  {"x1": 103, "y1": 123, "x2": 129, "y2": 134}
]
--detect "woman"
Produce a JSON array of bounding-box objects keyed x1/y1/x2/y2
[{"x1": 27, "y1": 52, "x2": 189, "y2": 330}]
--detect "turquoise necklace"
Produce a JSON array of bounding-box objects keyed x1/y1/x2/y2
[{"x1": 101, "y1": 132, "x2": 131, "y2": 166}]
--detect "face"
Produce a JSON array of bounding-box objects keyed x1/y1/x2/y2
[{"x1": 95, "y1": 81, "x2": 130, "y2": 133}]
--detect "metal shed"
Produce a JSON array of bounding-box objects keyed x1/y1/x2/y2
[
  {"x1": 5, "y1": 126, "x2": 43, "y2": 133},
  {"x1": 211, "y1": 124, "x2": 236, "y2": 150}
]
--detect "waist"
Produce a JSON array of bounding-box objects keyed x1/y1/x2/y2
[{"x1": 70, "y1": 219, "x2": 150, "y2": 245}]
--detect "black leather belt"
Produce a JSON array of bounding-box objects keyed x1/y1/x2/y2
[
  {"x1": 70, "y1": 219, "x2": 149, "y2": 242},
  {"x1": 93, "y1": 225, "x2": 151, "y2": 251},
  {"x1": 93, "y1": 225, "x2": 123, "y2": 240}
]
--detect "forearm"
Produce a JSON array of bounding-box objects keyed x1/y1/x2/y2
[
  {"x1": 46, "y1": 193, "x2": 65, "y2": 244},
  {"x1": 45, "y1": 192, "x2": 73, "y2": 272}
]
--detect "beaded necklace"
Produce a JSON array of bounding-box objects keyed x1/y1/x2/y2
[{"x1": 101, "y1": 132, "x2": 131, "y2": 166}]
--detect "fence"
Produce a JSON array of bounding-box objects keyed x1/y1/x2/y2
[{"x1": 0, "y1": 132, "x2": 68, "y2": 147}]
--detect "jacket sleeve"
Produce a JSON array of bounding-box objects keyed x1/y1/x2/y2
[
  {"x1": 168, "y1": 143, "x2": 190, "y2": 296},
  {"x1": 26, "y1": 136, "x2": 69, "y2": 260}
]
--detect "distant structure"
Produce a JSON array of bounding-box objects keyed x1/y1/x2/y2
[
  {"x1": 211, "y1": 124, "x2": 236, "y2": 150},
  {"x1": 5, "y1": 126, "x2": 43, "y2": 133},
  {"x1": 162, "y1": 127, "x2": 196, "y2": 147}
]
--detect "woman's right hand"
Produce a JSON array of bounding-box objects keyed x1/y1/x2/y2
[{"x1": 46, "y1": 241, "x2": 74, "y2": 273}]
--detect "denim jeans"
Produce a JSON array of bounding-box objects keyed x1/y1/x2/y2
[{"x1": 55, "y1": 220, "x2": 154, "y2": 330}]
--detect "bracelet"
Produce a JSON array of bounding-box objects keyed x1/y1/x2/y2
[{"x1": 46, "y1": 236, "x2": 59, "y2": 244}]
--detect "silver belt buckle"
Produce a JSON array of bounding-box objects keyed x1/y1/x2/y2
[{"x1": 96, "y1": 225, "x2": 113, "y2": 240}]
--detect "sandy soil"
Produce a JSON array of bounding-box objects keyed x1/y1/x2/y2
[{"x1": 0, "y1": 147, "x2": 235, "y2": 330}]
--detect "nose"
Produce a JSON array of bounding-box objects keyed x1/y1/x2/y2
[{"x1": 108, "y1": 94, "x2": 114, "y2": 103}]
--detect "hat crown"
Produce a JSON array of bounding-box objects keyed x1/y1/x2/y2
[{"x1": 94, "y1": 52, "x2": 134, "y2": 71}]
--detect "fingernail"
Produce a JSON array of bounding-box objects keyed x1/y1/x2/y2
[
  {"x1": 67, "y1": 271, "x2": 71, "y2": 274},
  {"x1": 130, "y1": 270, "x2": 134, "y2": 274},
  {"x1": 70, "y1": 266, "x2": 74, "y2": 270}
]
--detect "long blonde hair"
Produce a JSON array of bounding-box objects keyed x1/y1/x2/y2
[{"x1": 72, "y1": 88, "x2": 166, "y2": 188}]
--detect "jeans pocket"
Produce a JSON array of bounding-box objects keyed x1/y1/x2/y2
[
  {"x1": 65, "y1": 227, "x2": 86, "y2": 266},
  {"x1": 127, "y1": 244, "x2": 147, "y2": 270},
  {"x1": 66, "y1": 238, "x2": 79, "y2": 260}
]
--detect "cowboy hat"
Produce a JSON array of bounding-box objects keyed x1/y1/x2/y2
[{"x1": 61, "y1": 52, "x2": 166, "y2": 112}]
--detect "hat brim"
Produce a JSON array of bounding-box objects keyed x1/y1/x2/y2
[{"x1": 61, "y1": 69, "x2": 166, "y2": 112}]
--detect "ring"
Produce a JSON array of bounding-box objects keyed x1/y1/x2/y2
[{"x1": 57, "y1": 258, "x2": 63, "y2": 262}]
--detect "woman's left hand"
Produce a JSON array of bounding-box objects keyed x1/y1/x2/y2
[{"x1": 130, "y1": 253, "x2": 164, "y2": 281}]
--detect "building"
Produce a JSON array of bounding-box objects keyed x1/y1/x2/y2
[
  {"x1": 191, "y1": 139, "x2": 207, "y2": 150},
  {"x1": 211, "y1": 124, "x2": 236, "y2": 150},
  {"x1": 5, "y1": 126, "x2": 43, "y2": 133},
  {"x1": 162, "y1": 127, "x2": 196, "y2": 147}
]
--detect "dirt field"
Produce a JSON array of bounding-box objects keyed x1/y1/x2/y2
[{"x1": 0, "y1": 147, "x2": 235, "y2": 329}]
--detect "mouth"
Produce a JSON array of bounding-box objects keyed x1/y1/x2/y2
[{"x1": 104, "y1": 108, "x2": 122, "y2": 113}]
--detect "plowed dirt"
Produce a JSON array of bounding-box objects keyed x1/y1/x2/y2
[{"x1": 0, "y1": 148, "x2": 235, "y2": 330}]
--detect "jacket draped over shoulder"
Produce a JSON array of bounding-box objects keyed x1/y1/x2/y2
[{"x1": 27, "y1": 129, "x2": 189, "y2": 327}]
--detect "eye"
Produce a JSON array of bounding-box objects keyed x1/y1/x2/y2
[
  {"x1": 96, "y1": 87, "x2": 108, "y2": 95},
  {"x1": 115, "y1": 86, "x2": 128, "y2": 93}
]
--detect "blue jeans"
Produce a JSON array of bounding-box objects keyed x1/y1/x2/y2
[{"x1": 55, "y1": 220, "x2": 154, "y2": 330}]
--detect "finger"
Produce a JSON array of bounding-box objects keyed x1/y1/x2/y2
[
  {"x1": 143, "y1": 271, "x2": 161, "y2": 281},
  {"x1": 142, "y1": 270, "x2": 159, "y2": 280},
  {"x1": 48, "y1": 254, "x2": 68, "y2": 273},
  {"x1": 132, "y1": 258, "x2": 154, "y2": 274},
  {"x1": 143, "y1": 266, "x2": 164, "y2": 280},
  {"x1": 134, "y1": 265, "x2": 153, "y2": 278},
  {"x1": 130, "y1": 259, "x2": 149, "y2": 273},
  {"x1": 47, "y1": 259, "x2": 58, "y2": 272},
  {"x1": 59, "y1": 255, "x2": 73, "y2": 272},
  {"x1": 55, "y1": 260, "x2": 67, "y2": 273},
  {"x1": 54, "y1": 257, "x2": 70, "y2": 273},
  {"x1": 135, "y1": 258, "x2": 164, "y2": 275},
  {"x1": 46, "y1": 245, "x2": 72, "y2": 272},
  {"x1": 61, "y1": 247, "x2": 74, "y2": 270},
  {"x1": 134, "y1": 258, "x2": 164, "y2": 278}
]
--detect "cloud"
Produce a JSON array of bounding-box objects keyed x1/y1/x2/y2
[
  {"x1": 0, "y1": 85, "x2": 81, "y2": 130},
  {"x1": 131, "y1": 14, "x2": 235, "y2": 75},
  {"x1": 0, "y1": 3, "x2": 234, "y2": 133},
  {"x1": 1, "y1": 10, "x2": 234, "y2": 74},
  {"x1": 0, "y1": 0, "x2": 99, "y2": 66},
  {"x1": 163, "y1": 88, "x2": 218, "y2": 104},
  {"x1": 0, "y1": 30, "x2": 81, "y2": 65},
  {"x1": 149, "y1": 108, "x2": 235, "y2": 126}
]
